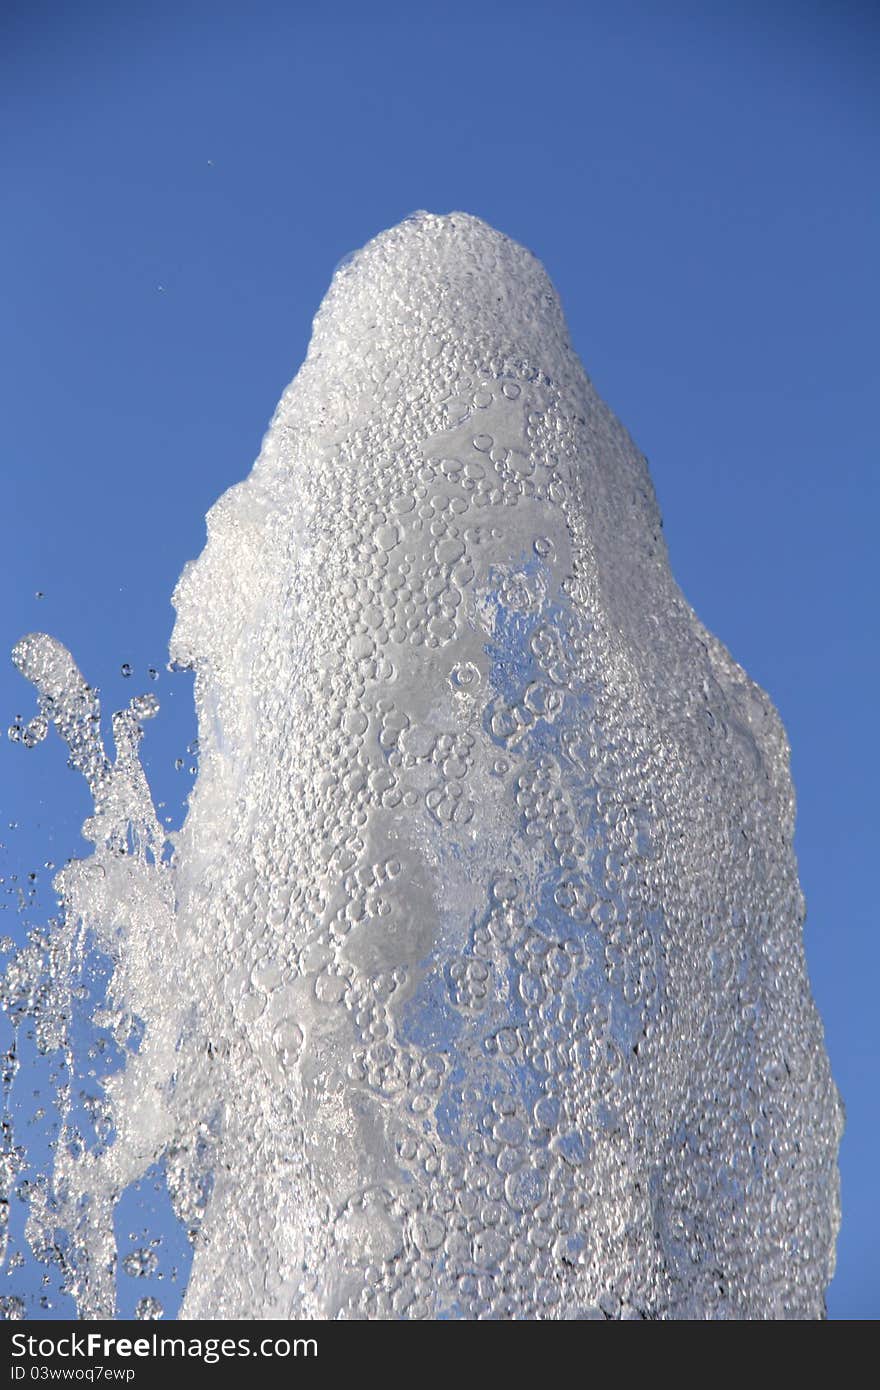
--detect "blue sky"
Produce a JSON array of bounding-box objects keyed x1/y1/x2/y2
[{"x1": 1, "y1": 0, "x2": 876, "y2": 1319}]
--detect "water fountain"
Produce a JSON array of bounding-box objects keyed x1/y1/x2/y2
[{"x1": 4, "y1": 213, "x2": 842, "y2": 1319}]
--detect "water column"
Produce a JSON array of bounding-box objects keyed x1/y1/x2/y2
[{"x1": 11, "y1": 213, "x2": 842, "y2": 1319}]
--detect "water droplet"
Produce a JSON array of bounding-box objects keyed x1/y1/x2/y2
[{"x1": 135, "y1": 1296, "x2": 164, "y2": 1320}]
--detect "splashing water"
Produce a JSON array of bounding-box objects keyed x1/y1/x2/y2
[{"x1": 3, "y1": 213, "x2": 842, "y2": 1320}]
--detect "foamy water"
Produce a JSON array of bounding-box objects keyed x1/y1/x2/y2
[{"x1": 3, "y1": 213, "x2": 842, "y2": 1319}]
